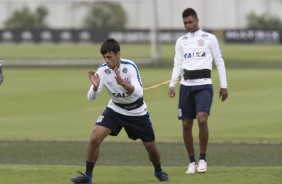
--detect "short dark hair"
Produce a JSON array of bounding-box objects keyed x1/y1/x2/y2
[
  {"x1": 182, "y1": 8, "x2": 198, "y2": 19},
  {"x1": 100, "y1": 38, "x2": 120, "y2": 55}
]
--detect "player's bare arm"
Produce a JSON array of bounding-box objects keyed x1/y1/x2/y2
[
  {"x1": 219, "y1": 88, "x2": 228, "y2": 102},
  {"x1": 88, "y1": 70, "x2": 100, "y2": 91},
  {"x1": 114, "y1": 67, "x2": 135, "y2": 94}
]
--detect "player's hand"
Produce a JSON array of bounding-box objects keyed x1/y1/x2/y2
[
  {"x1": 219, "y1": 88, "x2": 228, "y2": 102},
  {"x1": 114, "y1": 67, "x2": 124, "y2": 85},
  {"x1": 88, "y1": 70, "x2": 100, "y2": 90},
  {"x1": 168, "y1": 87, "x2": 176, "y2": 97},
  {"x1": 113, "y1": 67, "x2": 134, "y2": 94}
]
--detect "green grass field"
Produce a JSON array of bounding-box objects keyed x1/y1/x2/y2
[
  {"x1": 2, "y1": 43, "x2": 282, "y2": 67},
  {"x1": 1, "y1": 68, "x2": 282, "y2": 142},
  {"x1": 1, "y1": 165, "x2": 281, "y2": 184},
  {"x1": 1, "y1": 68, "x2": 282, "y2": 184},
  {"x1": 1, "y1": 43, "x2": 282, "y2": 183}
]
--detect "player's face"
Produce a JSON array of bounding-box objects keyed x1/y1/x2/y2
[
  {"x1": 183, "y1": 16, "x2": 199, "y2": 33},
  {"x1": 103, "y1": 51, "x2": 121, "y2": 70}
]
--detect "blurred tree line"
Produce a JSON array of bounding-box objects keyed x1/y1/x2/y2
[
  {"x1": 5, "y1": 6, "x2": 49, "y2": 29},
  {"x1": 246, "y1": 12, "x2": 282, "y2": 30},
  {"x1": 82, "y1": 2, "x2": 127, "y2": 29},
  {"x1": 5, "y1": 2, "x2": 127, "y2": 29},
  {"x1": 4, "y1": 2, "x2": 282, "y2": 30}
]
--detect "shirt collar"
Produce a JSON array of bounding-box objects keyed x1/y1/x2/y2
[{"x1": 187, "y1": 29, "x2": 202, "y2": 36}]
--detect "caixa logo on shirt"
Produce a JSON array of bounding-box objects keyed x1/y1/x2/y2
[
  {"x1": 184, "y1": 52, "x2": 206, "y2": 58},
  {"x1": 112, "y1": 92, "x2": 130, "y2": 98}
]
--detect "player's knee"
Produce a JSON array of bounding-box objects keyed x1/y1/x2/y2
[
  {"x1": 197, "y1": 113, "x2": 208, "y2": 126},
  {"x1": 182, "y1": 120, "x2": 193, "y2": 130},
  {"x1": 144, "y1": 141, "x2": 157, "y2": 152},
  {"x1": 89, "y1": 135, "x2": 103, "y2": 146},
  {"x1": 198, "y1": 118, "x2": 207, "y2": 127}
]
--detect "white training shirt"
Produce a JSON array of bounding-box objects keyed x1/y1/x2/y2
[
  {"x1": 87, "y1": 58, "x2": 147, "y2": 116},
  {"x1": 169, "y1": 29, "x2": 227, "y2": 88}
]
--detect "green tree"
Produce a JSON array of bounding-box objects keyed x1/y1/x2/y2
[
  {"x1": 246, "y1": 11, "x2": 282, "y2": 30},
  {"x1": 5, "y1": 6, "x2": 49, "y2": 29},
  {"x1": 83, "y1": 2, "x2": 127, "y2": 29}
]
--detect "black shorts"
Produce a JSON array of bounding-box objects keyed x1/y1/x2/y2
[
  {"x1": 96, "y1": 107, "x2": 155, "y2": 142},
  {"x1": 178, "y1": 84, "x2": 213, "y2": 120}
]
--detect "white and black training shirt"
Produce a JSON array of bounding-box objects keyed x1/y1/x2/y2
[
  {"x1": 87, "y1": 58, "x2": 147, "y2": 116},
  {"x1": 169, "y1": 29, "x2": 227, "y2": 89}
]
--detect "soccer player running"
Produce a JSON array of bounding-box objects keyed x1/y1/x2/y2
[
  {"x1": 0, "y1": 60, "x2": 4, "y2": 85},
  {"x1": 71, "y1": 38, "x2": 169, "y2": 184},
  {"x1": 168, "y1": 8, "x2": 228, "y2": 174}
]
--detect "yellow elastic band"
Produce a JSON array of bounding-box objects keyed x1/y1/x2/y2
[{"x1": 143, "y1": 79, "x2": 179, "y2": 91}]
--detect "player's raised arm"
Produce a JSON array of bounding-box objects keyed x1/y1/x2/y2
[{"x1": 88, "y1": 70, "x2": 100, "y2": 91}]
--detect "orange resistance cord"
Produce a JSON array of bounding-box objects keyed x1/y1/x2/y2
[{"x1": 143, "y1": 79, "x2": 179, "y2": 91}]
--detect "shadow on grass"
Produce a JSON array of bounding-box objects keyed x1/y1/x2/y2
[{"x1": 0, "y1": 141, "x2": 281, "y2": 166}]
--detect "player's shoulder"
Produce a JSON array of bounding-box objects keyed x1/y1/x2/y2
[
  {"x1": 96, "y1": 63, "x2": 109, "y2": 75},
  {"x1": 120, "y1": 58, "x2": 138, "y2": 68},
  {"x1": 120, "y1": 58, "x2": 135, "y2": 64},
  {"x1": 98, "y1": 63, "x2": 108, "y2": 68},
  {"x1": 176, "y1": 33, "x2": 189, "y2": 42},
  {"x1": 199, "y1": 29, "x2": 216, "y2": 39},
  {"x1": 97, "y1": 63, "x2": 108, "y2": 71}
]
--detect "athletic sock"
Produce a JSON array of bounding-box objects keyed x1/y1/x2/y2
[
  {"x1": 85, "y1": 161, "x2": 95, "y2": 176},
  {"x1": 189, "y1": 155, "x2": 196, "y2": 163},
  {"x1": 199, "y1": 153, "x2": 206, "y2": 161},
  {"x1": 153, "y1": 163, "x2": 162, "y2": 173}
]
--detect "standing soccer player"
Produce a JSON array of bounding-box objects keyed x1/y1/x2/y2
[
  {"x1": 168, "y1": 8, "x2": 228, "y2": 174},
  {"x1": 71, "y1": 38, "x2": 169, "y2": 184},
  {"x1": 0, "y1": 60, "x2": 4, "y2": 85}
]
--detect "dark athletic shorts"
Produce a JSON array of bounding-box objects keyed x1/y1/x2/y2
[
  {"x1": 95, "y1": 107, "x2": 155, "y2": 142},
  {"x1": 178, "y1": 84, "x2": 213, "y2": 120}
]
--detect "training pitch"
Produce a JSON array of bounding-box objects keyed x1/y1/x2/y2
[{"x1": 0, "y1": 66, "x2": 281, "y2": 184}]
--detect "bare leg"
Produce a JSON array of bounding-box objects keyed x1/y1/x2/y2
[
  {"x1": 86, "y1": 125, "x2": 111, "y2": 163},
  {"x1": 196, "y1": 112, "x2": 209, "y2": 154},
  {"x1": 143, "y1": 141, "x2": 161, "y2": 165},
  {"x1": 143, "y1": 141, "x2": 169, "y2": 181},
  {"x1": 182, "y1": 119, "x2": 195, "y2": 157},
  {"x1": 71, "y1": 125, "x2": 111, "y2": 182}
]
